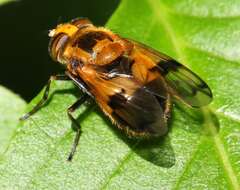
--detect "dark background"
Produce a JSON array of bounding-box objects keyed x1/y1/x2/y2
[{"x1": 0, "y1": 0, "x2": 119, "y2": 101}]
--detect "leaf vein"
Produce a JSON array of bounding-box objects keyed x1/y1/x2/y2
[{"x1": 100, "y1": 150, "x2": 135, "y2": 190}]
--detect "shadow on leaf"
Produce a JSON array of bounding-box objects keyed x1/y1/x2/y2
[
  {"x1": 95, "y1": 107, "x2": 176, "y2": 168},
  {"x1": 173, "y1": 101, "x2": 220, "y2": 135},
  {"x1": 30, "y1": 86, "x2": 218, "y2": 168}
]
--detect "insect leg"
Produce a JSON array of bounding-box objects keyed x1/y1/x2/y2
[
  {"x1": 20, "y1": 74, "x2": 70, "y2": 120},
  {"x1": 67, "y1": 94, "x2": 89, "y2": 161}
]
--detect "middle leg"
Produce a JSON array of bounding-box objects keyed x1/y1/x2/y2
[{"x1": 67, "y1": 94, "x2": 89, "y2": 161}]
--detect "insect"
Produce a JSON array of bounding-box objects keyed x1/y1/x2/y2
[{"x1": 20, "y1": 18, "x2": 212, "y2": 161}]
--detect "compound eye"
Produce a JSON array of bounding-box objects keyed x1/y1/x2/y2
[
  {"x1": 49, "y1": 33, "x2": 69, "y2": 61},
  {"x1": 70, "y1": 18, "x2": 93, "y2": 29}
]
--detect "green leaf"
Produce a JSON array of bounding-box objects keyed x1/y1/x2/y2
[
  {"x1": 0, "y1": 0, "x2": 15, "y2": 6},
  {"x1": 0, "y1": 0, "x2": 240, "y2": 189},
  {"x1": 0, "y1": 86, "x2": 26, "y2": 155}
]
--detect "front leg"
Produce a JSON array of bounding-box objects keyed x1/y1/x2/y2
[{"x1": 20, "y1": 74, "x2": 70, "y2": 120}]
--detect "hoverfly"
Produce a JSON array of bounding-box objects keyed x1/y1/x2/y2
[{"x1": 20, "y1": 18, "x2": 212, "y2": 161}]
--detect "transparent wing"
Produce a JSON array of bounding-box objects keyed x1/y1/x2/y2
[{"x1": 126, "y1": 39, "x2": 213, "y2": 107}]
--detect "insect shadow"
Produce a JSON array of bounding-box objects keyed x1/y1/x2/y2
[
  {"x1": 75, "y1": 100, "x2": 219, "y2": 168},
  {"x1": 95, "y1": 107, "x2": 176, "y2": 168},
  {"x1": 174, "y1": 102, "x2": 220, "y2": 136}
]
